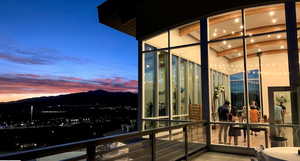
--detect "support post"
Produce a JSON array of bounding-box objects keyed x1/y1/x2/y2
[
  {"x1": 87, "y1": 143, "x2": 96, "y2": 161},
  {"x1": 285, "y1": 0, "x2": 300, "y2": 146},
  {"x1": 150, "y1": 133, "x2": 156, "y2": 161},
  {"x1": 184, "y1": 126, "x2": 189, "y2": 161},
  {"x1": 200, "y1": 17, "x2": 210, "y2": 146}
]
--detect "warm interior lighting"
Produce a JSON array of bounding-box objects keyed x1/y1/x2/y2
[
  {"x1": 277, "y1": 35, "x2": 282, "y2": 39},
  {"x1": 269, "y1": 11, "x2": 275, "y2": 16},
  {"x1": 213, "y1": 33, "x2": 217, "y2": 37},
  {"x1": 231, "y1": 31, "x2": 235, "y2": 35},
  {"x1": 237, "y1": 52, "x2": 241, "y2": 56},
  {"x1": 272, "y1": 19, "x2": 277, "y2": 24},
  {"x1": 280, "y1": 45, "x2": 284, "y2": 49},
  {"x1": 223, "y1": 29, "x2": 226, "y2": 33},
  {"x1": 250, "y1": 39, "x2": 255, "y2": 43},
  {"x1": 228, "y1": 44, "x2": 232, "y2": 48},
  {"x1": 222, "y1": 40, "x2": 227, "y2": 45},
  {"x1": 240, "y1": 25, "x2": 244, "y2": 29},
  {"x1": 267, "y1": 34, "x2": 271, "y2": 38},
  {"x1": 258, "y1": 48, "x2": 262, "y2": 52},
  {"x1": 249, "y1": 33, "x2": 253, "y2": 36},
  {"x1": 234, "y1": 18, "x2": 240, "y2": 23}
]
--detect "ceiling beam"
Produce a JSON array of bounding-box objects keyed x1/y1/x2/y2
[
  {"x1": 179, "y1": 4, "x2": 300, "y2": 36},
  {"x1": 228, "y1": 49, "x2": 287, "y2": 62},
  {"x1": 216, "y1": 39, "x2": 287, "y2": 57}
]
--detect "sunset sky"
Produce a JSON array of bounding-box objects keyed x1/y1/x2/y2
[{"x1": 0, "y1": 0, "x2": 137, "y2": 102}]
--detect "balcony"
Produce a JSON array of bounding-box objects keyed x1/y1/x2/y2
[{"x1": 0, "y1": 120, "x2": 298, "y2": 161}]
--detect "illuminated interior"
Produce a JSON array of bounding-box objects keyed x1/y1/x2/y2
[{"x1": 141, "y1": 3, "x2": 300, "y2": 148}]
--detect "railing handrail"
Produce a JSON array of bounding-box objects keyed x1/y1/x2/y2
[{"x1": 0, "y1": 120, "x2": 206, "y2": 160}]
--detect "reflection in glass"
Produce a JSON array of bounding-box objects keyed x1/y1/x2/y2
[
  {"x1": 158, "y1": 51, "x2": 169, "y2": 116},
  {"x1": 180, "y1": 59, "x2": 188, "y2": 114},
  {"x1": 144, "y1": 51, "x2": 156, "y2": 118},
  {"x1": 172, "y1": 56, "x2": 179, "y2": 115}
]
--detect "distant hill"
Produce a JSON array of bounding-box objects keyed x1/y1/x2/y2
[
  {"x1": 2, "y1": 89, "x2": 137, "y2": 107},
  {"x1": 0, "y1": 90, "x2": 138, "y2": 120}
]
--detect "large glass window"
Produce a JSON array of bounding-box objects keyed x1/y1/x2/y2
[
  {"x1": 158, "y1": 51, "x2": 169, "y2": 117},
  {"x1": 142, "y1": 1, "x2": 300, "y2": 150},
  {"x1": 144, "y1": 50, "x2": 156, "y2": 118}
]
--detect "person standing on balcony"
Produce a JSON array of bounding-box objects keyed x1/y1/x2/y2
[{"x1": 218, "y1": 100, "x2": 230, "y2": 144}]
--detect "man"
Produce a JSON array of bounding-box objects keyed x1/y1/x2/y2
[
  {"x1": 279, "y1": 100, "x2": 286, "y2": 123},
  {"x1": 218, "y1": 100, "x2": 230, "y2": 144}
]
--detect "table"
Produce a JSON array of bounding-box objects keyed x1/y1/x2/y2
[{"x1": 261, "y1": 147, "x2": 300, "y2": 161}]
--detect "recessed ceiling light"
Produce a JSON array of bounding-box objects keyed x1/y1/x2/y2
[
  {"x1": 223, "y1": 29, "x2": 226, "y2": 33},
  {"x1": 238, "y1": 52, "x2": 241, "y2": 56},
  {"x1": 248, "y1": 33, "x2": 253, "y2": 36},
  {"x1": 272, "y1": 19, "x2": 277, "y2": 24},
  {"x1": 231, "y1": 31, "x2": 235, "y2": 35},
  {"x1": 258, "y1": 48, "x2": 262, "y2": 52},
  {"x1": 267, "y1": 35, "x2": 271, "y2": 38},
  {"x1": 280, "y1": 45, "x2": 284, "y2": 49},
  {"x1": 213, "y1": 33, "x2": 217, "y2": 37},
  {"x1": 269, "y1": 11, "x2": 275, "y2": 16},
  {"x1": 277, "y1": 35, "x2": 282, "y2": 39},
  {"x1": 240, "y1": 25, "x2": 244, "y2": 29},
  {"x1": 250, "y1": 39, "x2": 255, "y2": 43},
  {"x1": 214, "y1": 28, "x2": 218, "y2": 32},
  {"x1": 228, "y1": 44, "x2": 232, "y2": 48},
  {"x1": 240, "y1": 32, "x2": 243, "y2": 36},
  {"x1": 222, "y1": 41, "x2": 227, "y2": 45},
  {"x1": 234, "y1": 18, "x2": 240, "y2": 23}
]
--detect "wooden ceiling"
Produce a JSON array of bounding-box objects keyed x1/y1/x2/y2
[{"x1": 177, "y1": 4, "x2": 300, "y2": 63}]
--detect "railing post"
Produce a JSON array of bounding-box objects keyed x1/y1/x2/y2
[
  {"x1": 87, "y1": 142, "x2": 96, "y2": 161},
  {"x1": 150, "y1": 133, "x2": 156, "y2": 161},
  {"x1": 184, "y1": 126, "x2": 188, "y2": 161}
]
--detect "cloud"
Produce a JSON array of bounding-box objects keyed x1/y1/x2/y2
[
  {"x1": 0, "y1": 74, "x2": 138, "y2": 101},
  {"x1": 0, "y1": 39, "x2": 86, "y2": 65}
]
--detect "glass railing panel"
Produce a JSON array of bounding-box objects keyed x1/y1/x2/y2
[
  {"x1": 96, "y1": 137, "x2": 152, "y2": 161},
  {"x1": 187, "y1": 123, "x2": 207, "y2": 153},
  {"x1": 211, "y1": 122, "x2": 248, "y2": 147},
  {"x1": 156, "y1": 128, "x2": 185, "y2": 161},
  {"x1": 250, "y1": 124, "x2": 300, "y2": 148},
  {"x1": 35, "y1": 148, "x2": 87, "y2": 161}
]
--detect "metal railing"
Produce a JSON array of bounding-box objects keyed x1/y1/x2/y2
[{"x1": 0, "y1": 121, "x2": 207, "y2": 161}]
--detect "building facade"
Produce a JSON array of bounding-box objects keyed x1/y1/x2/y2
[{"x1": 99, "y1": 0, "x2": 300, "y2": 150}]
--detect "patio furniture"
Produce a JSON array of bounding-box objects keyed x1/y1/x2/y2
[{"x1": 261, "y1": 147, "x2": 300, "y2": 161}]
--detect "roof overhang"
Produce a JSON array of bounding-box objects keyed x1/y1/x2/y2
[{"x1": 98, "y1": 0, "x2": 282, "y2": 40}]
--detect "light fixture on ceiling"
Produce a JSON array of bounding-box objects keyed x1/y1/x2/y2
[
  {"x1": 277, "y1": 35, "x2": 282, "y2": 39},
  {"x1": 234, "y1": 18, "x2": 240, "y2": 23},
  {"x1": 269, "y1": 11, "x2": 275, "y2": 16},
  {"x1": 228, "y1": 44, "x2": 232, "y2": 48},
  {"x1": 272, "y1": 19, "x2": 277, "y2": 24},
  {"x1": 223, "y1": 29, "x2": 226, "y2": 33},
  {"x1": 258, "y1": 48, "x2": 262, "y2": 52},
  {"x1": 231, "y1": 31, "x2": 235, "y2": 35},
  {"x1": 213, "y1": 33, "x2": 217, "y2": 37},
  {"x1": 214, "y1": 28, "x2": 218, "y2": 32},
  {"x1": 240, "y1": 25, "x2": 244, "y2": 29},
  {"x1": 237, "y1": 52, "x2": 241, "y2": 56},
  {"x1": 222, "y1": 41, "x2": 227, "y2": 45},
  {"x1": 280, "y1": 45, "x2": 284, "y2": 49},
  {"x1": 267, "y1": 34, "x2": 271, "y2": 38},
  {"x1": 248, "y1": 33, "x2": 253, "y2": 36},
  {"x1": 240, "y1": 32, "x2": 243, "y2": 36},
  {"x1": 250, "y1": 39, "x2": 255, "y2": 43}
]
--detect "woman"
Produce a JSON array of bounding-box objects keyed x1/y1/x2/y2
[
  {"x1": 228, "y1": 109, "x2": 241, "y2": 145},
  {"x1": 250, "y1": 106, "x2": 260, "y2": 136}
]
